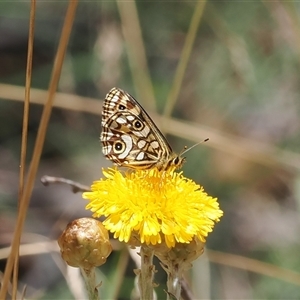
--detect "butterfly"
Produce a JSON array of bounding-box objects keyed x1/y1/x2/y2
[{"x1": 100, "y1": 87, "x2": 186, "y2": 170}]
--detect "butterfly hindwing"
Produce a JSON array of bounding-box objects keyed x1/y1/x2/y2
[{"x1": 101, "y1": 87, "x2": 184, "y2": 170}]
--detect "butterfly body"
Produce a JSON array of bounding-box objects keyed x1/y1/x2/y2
[{"x1": 101, "y1": 87, "x2": 185, "y2": 170}]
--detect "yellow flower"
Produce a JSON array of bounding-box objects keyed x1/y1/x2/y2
[{"x1": 83, "y1": 168, "x2": 223, "y2": 248}]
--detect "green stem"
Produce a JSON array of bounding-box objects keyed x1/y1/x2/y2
[
  {"x1": 138, "y1": 246, "x2": 155, "y2": 300},
  {"x1": 80, "y1": 267, "x2": 99, "y2": 300},
  {"x1": 166, "y1": 263, "x2": 183, "y2": 300}
]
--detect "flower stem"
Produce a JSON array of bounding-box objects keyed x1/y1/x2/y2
[
  {"x1": 138, "y1": 246, "x2": 155, "y2": 300},
  {"x1": 80, "y1": 267, "x2": 99, "y2": 300},
  {"x1": 166, "y1": 263, "x2": 182, "y2": 300}
]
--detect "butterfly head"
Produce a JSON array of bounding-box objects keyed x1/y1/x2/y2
[
  {"x1": 165, "y1": 153, "x2": 186, "y2": 170},
  {"x1": 167, "y1": 138, "x2": 209, "y2": 170}
]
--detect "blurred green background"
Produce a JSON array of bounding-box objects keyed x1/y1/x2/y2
[{"x1": 1, "y1": 1, "x2": 300, "y2": 299}]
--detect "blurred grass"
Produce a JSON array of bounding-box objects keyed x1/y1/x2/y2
[{"x1": 1, "y1": 1, "x2": 300, "y2": 299}]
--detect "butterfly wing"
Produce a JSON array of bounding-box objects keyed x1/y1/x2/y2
[{"x1": 101, "y1": 87, "x2": 173, "y2": 169}]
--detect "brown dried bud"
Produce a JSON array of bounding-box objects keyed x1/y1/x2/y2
[
  {"x1": 153, "y1": 237, "x2": 205, "y2": 271},
  {"x1": 58, "y1": 218, "x2": 112, "y2": 269}
]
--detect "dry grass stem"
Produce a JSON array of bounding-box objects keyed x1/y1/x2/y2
[
  {"x1": 0, "y1": 1, "x2": 78, "y2": 298},
  {"x1": 13, "y1": 1, "x2": 36, "y2": 298},
  {"x1": 164, "y1": 0, "x2": 207, "y2": 118},
  {"x1": 116, "y1": 0, "x2": 156, "y2": 111},
  {"x1": 41, "y1": 175, "x2": 91, "y2": 193},
  {"x1": 1, "y1": 83, "x2": 300, "y2": 172},
  {"x1": 207, "y1": 249, "x2": 300, "y2": 286}
]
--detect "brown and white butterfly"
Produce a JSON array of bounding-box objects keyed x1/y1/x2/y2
[{"x1": 100, "y1": 87, "x2": 185, "y2": 170}]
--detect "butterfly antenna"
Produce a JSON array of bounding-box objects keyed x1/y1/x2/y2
[{"x1": 181, "y1": 138, "x2": 209, "y2": 156}]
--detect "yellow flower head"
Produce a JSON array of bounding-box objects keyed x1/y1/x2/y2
[{"x1": 83, "y1": 168, "x2": 223, "y2": 248}]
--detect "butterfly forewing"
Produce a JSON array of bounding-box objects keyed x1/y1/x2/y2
[{"x1": 101, "y1": 87, "x2": 185, "y2": 170}]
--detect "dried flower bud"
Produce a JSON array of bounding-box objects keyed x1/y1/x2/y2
[
  {"x1": 58, "y1": 218, "x2": 112, "y2": 269},
  {"x1": 153, "y1": 237, "x2": 205, "y2": 271}
]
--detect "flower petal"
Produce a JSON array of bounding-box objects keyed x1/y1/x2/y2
[{"x1": 83, "y1": 168, "x2": 223, "y2": 248}]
